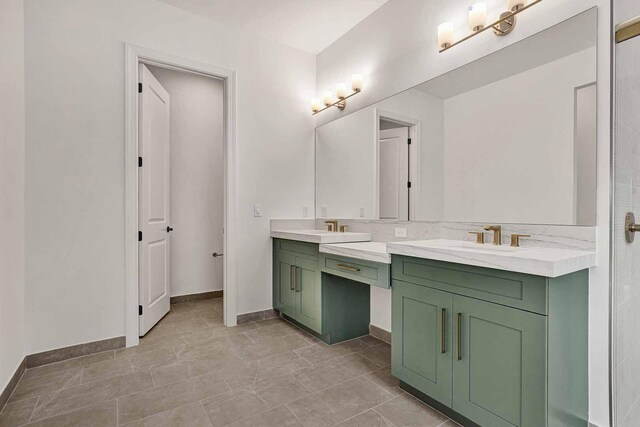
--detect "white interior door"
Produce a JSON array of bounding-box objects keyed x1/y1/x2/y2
[
  {"x1": 379, "y1": 127, "x2": 409, "y2": 220},
  {"x1": 138, "y1": 64, "x2": 171, "y2": 336}
]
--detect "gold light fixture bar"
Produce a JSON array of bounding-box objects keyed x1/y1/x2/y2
[
  {"x1": 311, "y1": 74, "x2": 363, "y2": 115},
  {"x1": 312, "y1": 89, "x2": 361, "y2": 115},
  {"x1": 616, "y1": 16, "x2": 640, "y2": 44},
  {"x1": 439, "y1": 0, "x2": 543, "y2": 53}
]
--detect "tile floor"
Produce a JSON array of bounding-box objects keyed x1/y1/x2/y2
[{"x1": 0, "y1": 298, "x2": 460, "y2": 427}]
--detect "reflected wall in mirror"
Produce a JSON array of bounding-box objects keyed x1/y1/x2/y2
[{"x1": 316, "y1": 8, "x2": 597, "y2": 226}]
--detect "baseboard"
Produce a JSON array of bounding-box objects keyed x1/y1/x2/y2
[
  {"x1": 0, "y1": 357, "x2": 26, "y2": 412},
  {"x1": 26, "y1": 336, "x2": 125, "y2": 369},
  {"x1": 170, "y1": 290, "x2": 222, "y2": 305},
  {"x1": 237, "y1": 308, "x2": 279, "y2": 324},
  {"x1": 369, "y1": 324, "x2": 391, "y2": 344}
]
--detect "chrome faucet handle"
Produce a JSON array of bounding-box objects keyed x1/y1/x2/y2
[
  {"x1": 510, "y1": 234, "x2": 530, "y2": 247},
  {"x1": 468, "y1": 231, "x2": 485, "y2": 244}
]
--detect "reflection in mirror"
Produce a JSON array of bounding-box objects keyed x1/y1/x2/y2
[{"x1": 315, "y1": 8, "x2": 597, "y2": 226}]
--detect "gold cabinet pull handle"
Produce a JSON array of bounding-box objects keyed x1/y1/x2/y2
[
  {"x1": 336, "y1": 264, "x2": 360, "y2": 272},
  {"x1": 456, "y1": 313, "x2": 462, "y2": 361},
  {"x1": 290, "y1": 265, "x2": 295, "y2": 291},
  {"x1": 441, "y1": 308, "x2": 446, "y2": 354}
]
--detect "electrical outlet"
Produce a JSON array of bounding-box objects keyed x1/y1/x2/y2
[
  {"x1": 253, "y1": 204, "x2": 262, "y2": 217},
  {"x1": 395, "y1": 227, "x2": 408, "y2": 238},
  {"x1": 302, "y1": 206, "x2": 309, "y2": 218},
  {"x1": 321, "y1": 206, "x2": 327, "y2": 218},
  {"x1": 359, "y1": 207, "x2": 365, "y2": 218}
]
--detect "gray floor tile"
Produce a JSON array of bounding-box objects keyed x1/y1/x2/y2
[
  {"x1": 0, "y1": 396, "x2": 38, "y2": 427},
  {"x1": 373, "y1": 394, "x2": 448, "y2": 427},
  {"x1": 228, "y1": 405, "x2": 302, "y2": 427},
  {"x1": 202, "y1": 387, "x2": 272, "y2": 427},
  {"x1": 26, "y1": 400, "x2": 116, "y2": 427},
  {"x1": 121, "y1": 401, "x2": 212, "y2": 427},
  {"x1": 337, "y1": 410, "x2": 393, "y2": 426}
]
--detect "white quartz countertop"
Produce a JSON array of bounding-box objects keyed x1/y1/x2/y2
[
  {"x1": 386, "y1": 239, "x2": 596, "y2": 278},
  {"x1": 271, "y1": 229, "x2": 372, "y2": 244},
  {"x1": 320, "y1": 242, "x2": 390, "y2": 264}
]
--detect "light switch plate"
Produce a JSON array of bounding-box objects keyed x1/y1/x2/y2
[
  {"x1": 395, "y1": 227, "x2": 408, "y2": 238},
  {"x1": 254, "y1": 204, "x2": 262, "y2": 217},
  {"x1": 321, "y1": 206, "x2": 327, "y2": 218},
  {"x1": 302, "y1": 206, "x2": 309, "y2": 218},
  {"x1": 359, "y1": 207, "x2": 365, "y2": 218}
]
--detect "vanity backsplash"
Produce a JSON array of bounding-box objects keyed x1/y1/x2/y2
[{"x1": 306, "y1": 219, "x2": 597, "y2": 252}]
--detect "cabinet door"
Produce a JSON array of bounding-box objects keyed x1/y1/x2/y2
[
  {"x1": 453, "y1": 295, "x2": 547, "y2": 427},
  {"x1": 295, "y1": 257, "x2": 322, "y2": 333},
  {"x1": 273, "y1": 252, "x2": 296, "y2": 318},
  {"x1": 392, "y1": 280, "x2": 453, "y2": 406}
]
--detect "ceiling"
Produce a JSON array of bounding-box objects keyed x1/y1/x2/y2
[{"x1": 157, "y1": 0, "x2": 390, "y2": 54}]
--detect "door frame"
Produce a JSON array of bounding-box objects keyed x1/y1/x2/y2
[
  {"x1": 124, "y1": 44, "x2": 238, "y2": 347},
  {"x1": 374, "y1": 108, "x2": 421, "y2": 221}
]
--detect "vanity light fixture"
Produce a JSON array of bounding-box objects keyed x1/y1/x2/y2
[
  {"x1": 438, "y1": 0, "x2": 542, "y2": 53},
  {"x1": 311, "y1": 74, "x2": 363, "y2": 115}
]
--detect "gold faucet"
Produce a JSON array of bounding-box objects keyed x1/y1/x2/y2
[
  {"x1": 484, "y1": 225, "x2": 502, "y2": 245},
  {"x1": 325, "y1": 220, "x2": 338, "y2": 232}
]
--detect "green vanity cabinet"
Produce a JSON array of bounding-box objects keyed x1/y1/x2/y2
[
  {"x1": 273, "y1": 239, "x2": 322, "y2": 333},
  {"x1": 273, "y1": 238, "x2": 373, "y2": 344},
  {"x1": 392, "y1": 255, "x2": 588, "y2": 427}
]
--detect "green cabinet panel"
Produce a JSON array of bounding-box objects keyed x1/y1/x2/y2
[
  {"x1": 392, "y1": 281, "x2": 453, "y2": 406},
  {"x1": 452, "y1": 295, "x2": 547, "y2": 427},
  {"x1": 320, "y1": 253, "x2": 391, "y2": 289},
  {"x1": 296, "y1": 256, "x2": 322, "y2": 332},
  {"x1": 392, "y1": 256, "x2": 548, "y2": 315},
  {"x1": 274, "y1": 252, "x2": 296, "y2": 318}
]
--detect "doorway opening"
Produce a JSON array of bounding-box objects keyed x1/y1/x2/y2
[
  {"x1": 125, "y1": 45, "x2": 237, "y2": 347},
  {"x1": 376, "y1": 110, "x2": 420, "y2": 221},
  {"x1": 137, "y1": 63, "x2": 225, "y2": 336}
]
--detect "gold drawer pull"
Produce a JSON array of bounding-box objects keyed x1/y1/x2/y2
[
  {"x1": 336, "y1": 264, "x2": 361, "y2": 272},
  {"x1": 456, "y1": 313, "x2": 462, "y2": 361},
  {"x1": 441, "y1": 308, "x2": 446, "y2": 354}
]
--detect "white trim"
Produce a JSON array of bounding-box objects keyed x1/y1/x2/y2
[
  {"x1": 125, "y1": 44, "x2": 238, "y2": 347},
  {"x1": 374, "y1": 108, "x2": 421, "y2": 221}
]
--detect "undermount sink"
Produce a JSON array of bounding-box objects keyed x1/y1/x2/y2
[
  {"x1": 445, "y1": 241, "x2": 526, "y2": 253},
  {"x1": 270, "y1": 229, "x2": 372, "y2": 244}
]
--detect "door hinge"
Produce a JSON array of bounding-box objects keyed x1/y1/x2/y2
[
  {"x1": 407, "y1": 138, "x2": 412, "y2": 145},
  {"x1": 138, "y1": 305, "x2": 143, "y2": 315},
  {"x1": 138, "y1": 157, "x2": 143, "y2": 167},
  {"x1": 138, "y1": 83, "x2": 142, "y2": 93},
  {"x1": 138, "y1": 231, "x2": 142, "y2": 242},
  {"x1": 407, "y1": 181, "x2": 412, "y2": 188}
]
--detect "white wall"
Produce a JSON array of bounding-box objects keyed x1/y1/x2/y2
[
  {"x1": 24, "y1": 0, "x2": 315, "y2": 354},
  {"x1": 443, "y1": 48, "x2": 596, "y2": 225},
  {"x1": 0, "y1": 0, "x2": 26, "y2": 392},
  {"x1": 146, "y1": 65, "x2": 224, "y2": 297},
  {"x1": 317, "y1": 1, "x2": 611, "y2": 425}
]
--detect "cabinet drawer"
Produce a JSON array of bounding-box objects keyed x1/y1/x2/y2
[
  {"x1": 274, "y1": 238, "x2": 319, "y2": 260},
  {"x1": 321, "y1": 254, "x2": 390, "y2": 289},
  {"x1": 392, "y1": 256, "x2": 548, "y2": 315}
]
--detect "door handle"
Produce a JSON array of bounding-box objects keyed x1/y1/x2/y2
[
  {"x1": 441, "y1": 308, "x2": 446, "y2": 354},
  {"x1": 166, "y1": 226, "x2": 174, "y2": 233},
  {"x1": 290, "y1": 265, "x2": 295, "y2": 291},
  {"x1": 626, "y1": 212, "x2": 640, "y2": 243},
  {"x1": 456, "y1": 313, "x2": 462, "y2": 361},
  {"x1": 212, "y1": 252, "x2": 224, "y2": 258}
]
